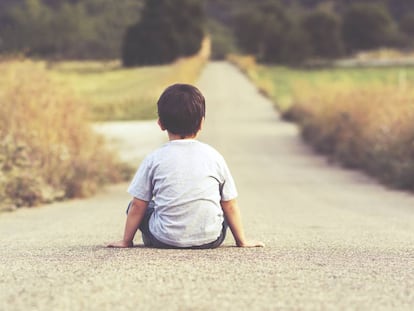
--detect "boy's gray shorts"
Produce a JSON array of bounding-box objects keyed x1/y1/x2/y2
[{"x1": 126, "y1": 201, "x2": 227, "y2": 249}]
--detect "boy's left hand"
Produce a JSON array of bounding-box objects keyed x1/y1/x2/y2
[
  {"x1": 237, "y1": 240, "x2": 265, "y2": 248},
  {"x1": 107, "y1": 240, "x2": 133, "y2": 248}
]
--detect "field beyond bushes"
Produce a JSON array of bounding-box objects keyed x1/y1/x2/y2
[
  {"x1": 229, "y1": 55, "x2": 414, "y2": 191},
  {"x1": 48, "y1": 38, "x2": 210, "y2": 121}
]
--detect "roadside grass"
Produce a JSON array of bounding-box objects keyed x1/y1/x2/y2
[
  {"x1": 229, "y1": 54, "x2": 414, "y2": 191},
  {"x1": 0, "y1": 59, "x2": 132, "y2": 211},
  {"x1": 228, "y1": 54, "x2": 414, "y2": 112}
]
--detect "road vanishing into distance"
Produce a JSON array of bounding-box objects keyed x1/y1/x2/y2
[{"x1": 1, "y1": 62, "x2": 413, "y2": 310}]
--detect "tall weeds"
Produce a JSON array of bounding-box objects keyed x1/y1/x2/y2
[
  {"x1": 0, "y1": 60, "x2": 128, "y2": 210},
  {"x1": 229, "y1": 54, "x2": 414, "y2": 191},
  {"x1": 290, "y1": 85, "x2": 414, "y2": 190}
]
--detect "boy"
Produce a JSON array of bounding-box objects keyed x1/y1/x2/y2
[{"x1": 108, "y1": 84, "x2": 264, "y2": 249}]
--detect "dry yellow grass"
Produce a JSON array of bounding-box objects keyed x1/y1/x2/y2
[
  {"x1": 291, "y1": 85, "x2": 414, "y2": 189},
  {"x1": 229, "y1": 54, "x2": 414, "y2": 190},
  {"x1": 0, "y1": 59, "x2": 128, "y2": 210}
]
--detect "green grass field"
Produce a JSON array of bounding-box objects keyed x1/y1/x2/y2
[
  {"x1": 44, "y1": 39, "x2": 209, "y2": 121},
  {"x1": 254, "y1": 65, "x2": 414, "y2": 112},
  {"x1": 49, "y1": 57, "x2": 206, "y2": 121}
]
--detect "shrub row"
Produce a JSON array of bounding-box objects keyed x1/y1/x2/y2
[
  {"x1": 287, "y1": 86, "x2": 414, "y2": 190},
  {"x1": 229, "y1": 54, "x2": 414, "y2": 191}
]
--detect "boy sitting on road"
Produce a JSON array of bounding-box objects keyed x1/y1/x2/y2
[{"x1": 108, "y1": 84, "x2": 264, "y2": 249}]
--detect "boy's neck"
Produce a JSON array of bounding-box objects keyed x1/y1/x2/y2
[{"x1": 168, "y1": 132, "x2": 198, "y2": 141}]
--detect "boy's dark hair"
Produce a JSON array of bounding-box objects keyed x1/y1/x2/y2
[{"x1": 157, "y1": 84, "x2": 205, "y2": 137}]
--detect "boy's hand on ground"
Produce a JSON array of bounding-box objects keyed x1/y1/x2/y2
[
  {"x1": 107, "y1": 240, "x2": 133, "y2": 248},
  {"x1": 237, "y1": 240, "x2": 265, "y2": 248}
]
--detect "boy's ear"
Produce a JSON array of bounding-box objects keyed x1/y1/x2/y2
[{"x1": 157, "y1": 119, "x2": 166, "y2": 131}]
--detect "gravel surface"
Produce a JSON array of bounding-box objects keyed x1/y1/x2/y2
[{"x1": 1, "y1": 62, "x2": 414, "y2": 311}]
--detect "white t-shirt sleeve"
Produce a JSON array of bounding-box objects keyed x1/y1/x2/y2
[
  {"x1": 127, "y1": 155, "x2": 153, "y2": 201},
  {"x1": 219, "y1": 157, "x2": 238, "y2": 201}
]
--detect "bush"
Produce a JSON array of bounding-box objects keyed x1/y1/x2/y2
[
  {"x1": 122, "y1": 0, "x2": 205, "y2": 67},
  {"x1": 228, "y1": 59, "x2": 414, "y2": 191},
  {"x1": 0, "y1": 60, "x2": 129, "y2": 209},
  {"x1": 289, "y1": 85, "x2": 414, "y2": 190}
]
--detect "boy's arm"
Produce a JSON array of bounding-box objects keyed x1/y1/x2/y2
[
  {"x1": 221, "y1": 199, "x2": 264, "y2": 247},
  {"x1": 107, "y1": 197, "x2": 149, "y2": 248}
]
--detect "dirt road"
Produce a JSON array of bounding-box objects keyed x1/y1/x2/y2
[{"x1": 1, "y1": 62, "x2": 413, "y2": 310}]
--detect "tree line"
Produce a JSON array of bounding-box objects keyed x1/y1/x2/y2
[
  {"x1": 1, "y1": 0, "x2": 414, "y2": 66},
  {"x1": 227, "y1": 0, "x2": 414, "y2": 64},
  {"x1": 122, "y1": 0, "x2": 204, "y2": 67},
  {"x1": 0, "y1": 0, "x2": 143, "y2": 59}
]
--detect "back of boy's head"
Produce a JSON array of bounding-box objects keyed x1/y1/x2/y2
[{"x1": 157, "y1": 84, "x2": 205, "y2": 137}]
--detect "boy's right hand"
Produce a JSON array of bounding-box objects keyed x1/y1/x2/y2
[{"x1": 107, "y1": 240, "x2": 133, "y2": 248}]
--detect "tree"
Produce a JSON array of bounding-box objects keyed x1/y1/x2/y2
[
  {"x1": 0, "y1": 0, "x2": 143, "y2": 59},
  {"x1": 78, "y1": 0, "x2": 144, "y2": 59},
  {"x1": 260, "y1": 3, "x2": 291, "y2": 63},
  {"x1": 342, "y1": 3, "x2": 396, "y2": 53},
  {"x1": 1, "y1": 0, "x2": 53, "y2": 55},
  {"x1": 207, "y1": 19, "x2": 238, "y2": 60},
  {"x1": 301, "y1": 10, "x2": 344, "y2": 59},
  {"x1": 122, "y1": 0, "x2": 205, "y2": 67},
  {"x1": 281, "y1": 22, "x2": 312, "y2": 65},
  {"x1": 233, "y1": 0, "x2": 295, "y2": 64},
  {"x1": 48, "y1": 3, "x2": 93, "y2": 57},
  {"x1": 400, "y1": 13, "x2": 414, "y2": 37},
  {"x1": 233, "y1": 10, "x2": 264, "y2": 56}
]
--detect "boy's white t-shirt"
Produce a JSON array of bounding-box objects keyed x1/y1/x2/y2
[{"x1": 127, "y1": 139, "x2": 238, "y2": 247}]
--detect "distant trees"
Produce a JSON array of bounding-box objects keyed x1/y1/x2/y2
[
  {"x1": 342, "y1": 3, "x2": 397, "y2": 53},
  {"x1": 1, "y1": 0, "x2": 55, "y2": 55},
  {"x1": 0, "y1": 0, "x2": 142, "y2": 59},
  {"x1": 231, "y1": 0, "x2": 410, "y2": 65},
  {"x1": 207, "y1": 20, "x2": 238, "y2": 60},
  {"x1": 400, "y1": 12, "x2": 414, "y2": 45},
  {"x1": 2, "y1": 0, "x2": 414, "y2": 64},
  {"x1": 233, "y1": 0, "x2": 307, "y2": 64},
  {"x1": 302, "y1": 10, "x2": 343, "y2": 59},
  {"x1": 122, "y1": 0, "x2": 205, "y2": 67}
]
